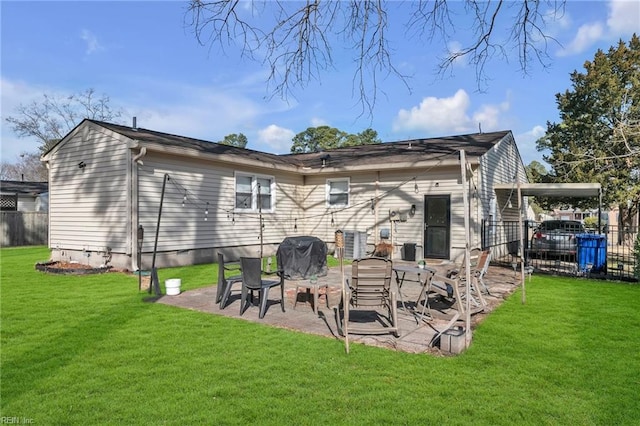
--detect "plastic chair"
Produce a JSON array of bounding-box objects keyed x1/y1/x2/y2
[
  {"x1": 239, "y1": 257, "x2": 285, "y2": 318},
  {"x1": 218, "y1": 253, "x2": 243, "y2": 309}
]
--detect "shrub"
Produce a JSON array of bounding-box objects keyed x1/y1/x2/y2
[{"x1": 583, "y1": 216, "x2": 598, "y2": 230}]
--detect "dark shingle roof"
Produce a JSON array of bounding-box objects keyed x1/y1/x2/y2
[
  {"x1": 87, "y1": 119, "x2": 510, "y2": 170},
  {"x1": 287, "y1": 132, "x2": 510, "y2": 168},
  {"x1": 0, "y1": 181, "x2": 48, "y2": 195},
  {"x1": 92, "y1": 120, "x2": 294, "y2": 167}
]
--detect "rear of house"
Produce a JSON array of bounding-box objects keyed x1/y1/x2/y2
[{"x1": 42, "y1": 120, "x2": 527, "y2": 270}]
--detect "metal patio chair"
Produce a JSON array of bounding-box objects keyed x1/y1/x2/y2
[{"x1": 339, "y1": 257, "x2": 399, "y2": 338}]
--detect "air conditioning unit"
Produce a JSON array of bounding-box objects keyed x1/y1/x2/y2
[{"x1": 343, "y1": 230, "x2": 368, "y2": 260}]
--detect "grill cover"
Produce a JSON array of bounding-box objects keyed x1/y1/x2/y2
[{"x1": 277, "y1": 236, "x2": 328, "y2": 279}]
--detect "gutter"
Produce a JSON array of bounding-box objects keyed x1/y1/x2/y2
[{"x1": 130, "y1": 144, "x2": 146, "y2": 272}]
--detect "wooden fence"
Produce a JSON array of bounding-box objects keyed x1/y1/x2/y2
[{"x1": 1, "y1": 212, "x2": 48, "y2": 246}]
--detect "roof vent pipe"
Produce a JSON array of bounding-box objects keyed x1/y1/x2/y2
[{"x1": 132, "y1": 117, "x2": 137, "y2": 131}]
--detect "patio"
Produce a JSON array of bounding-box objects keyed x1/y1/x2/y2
[{"x1": 157, "y1": 261, "x2": 521, "y2": 354}]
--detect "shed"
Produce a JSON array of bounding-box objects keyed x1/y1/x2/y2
[{"x1": 0, "y1": 180, "x2": 49, "y2": 212}]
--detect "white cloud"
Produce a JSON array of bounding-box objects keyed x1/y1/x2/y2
[
  {"x1": 556, "y1": 0, "x2": 639, "y2": 57},
  {"x1": 80, "y1": 29, "x2": 103, "y2": 55},
  {"x1": 123, "y1": 80, "x2": 265, "y2": 143},
  {"x1": 393, "y1": 89, "x2": 471, "y2": 133},
  {"x1": 472, "y1": 100, "x2": 510, "y2": 132},
  {"x1": 516, "y1": 125, "x2": 547, "y2": 166},
  {"x1": 445, "y1": 41, "x2": 467, "y2": 68},
  {"x1": 257, "y1": 125, "x2": 295, "y2": 154},
  {"x1": 557, "y1": 22, "x2": 604, "y2": 57},
  {"x1": 607, "y1": 0, "x2": 640, "y2": 34},
  {"x1": 310, "y1": 117, "x2": 328, "y2": 127},
  {"x1": 392, "y1": 89, "x2": 509, "y2": 135}
]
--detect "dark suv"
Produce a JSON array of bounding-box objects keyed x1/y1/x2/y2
[{"x1": 529, "y1": 220, "x2": 585, "y2": 259}]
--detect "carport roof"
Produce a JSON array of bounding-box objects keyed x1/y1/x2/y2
[{"x1": 494, "y1": 182, "x2": 601, "y2": 198}]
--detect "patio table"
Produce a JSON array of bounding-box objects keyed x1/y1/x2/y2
[{"x1": 392, "y1": 265, "x2": 436, "y2": 323}]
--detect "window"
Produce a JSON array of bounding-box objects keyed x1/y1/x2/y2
[
  {"x1": 326, "y1": 178, "x2": 349, "y2": 207},
  {"x1": 235, "y1": 173, "x2": 275, "y2": 212}
]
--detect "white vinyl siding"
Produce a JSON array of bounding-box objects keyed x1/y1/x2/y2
[
  {"x1": 479, "y1": 132, "x2": 527, "y2": 222},
  {"x1": 299, "y1": 168, "x2": 468, "y2": 260},
  {"x1": 137, "y1": 155, "x2": 299, "y2": 253},
  {"x1": 478, "y1": 132, "x2": 527, "y2": 259},
  {"x1": 48, "y1": 125, "x2": 129, "y2": 253}
]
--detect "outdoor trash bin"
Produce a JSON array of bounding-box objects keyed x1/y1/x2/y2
[
  {"x1": 576, "y1": 234, "x2": 607, "y2": 274},
  {"x1": 402, "y1": 243, "x2": 417, "y2": 261}
]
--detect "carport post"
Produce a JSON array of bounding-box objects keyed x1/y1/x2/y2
[{"x1": 518, "y1": 181, "x2": 526, "y2": 304}]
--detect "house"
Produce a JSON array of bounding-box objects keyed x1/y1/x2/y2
[
  {"x1": 0, "y1": 180, "x2": 48, "y2": 212},
  {"x1": 40, "y1": 119, "x2": 528, "y2": 270},
  {"x1": 551, "y1": 207, "x2": 600, "y2": 222}
]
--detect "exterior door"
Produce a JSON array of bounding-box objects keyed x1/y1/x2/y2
[{"x1": 423, "y1": 195, "x2": 450, "y2": 259}]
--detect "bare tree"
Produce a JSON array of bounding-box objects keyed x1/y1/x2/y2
[
  {"x1": 1, "y1": 152, "x2": 48, "y2": 182},
  {"x1": 186, "y1": 0, "x2": 562, "y2": 114},
  {"x1": 5, "y1": 88, "x2": 124, "y2": 153}
]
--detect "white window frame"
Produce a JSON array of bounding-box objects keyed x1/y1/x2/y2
[
  {"x1": 326, "y1": 178, "x2": 350, "y2": 208},
  {"x1": 234, "y1": 172, "x2": 276, "y2": 213}
]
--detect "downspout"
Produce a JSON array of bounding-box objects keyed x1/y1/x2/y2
[
  {"x1": 131, "y1": 146, "x2": 146, "y2": 271},
  {"x1": 375, "y1": 171, "x2": 380, "y2": 245}
]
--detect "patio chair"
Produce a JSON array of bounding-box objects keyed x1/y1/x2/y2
[
  {"x1": 217, "y1": 253, "x2": 243, "y2": 308},
  {"x1": 339, "y1": 257, "x2": 398, "y2": 338},
  {"x1": 239, "y1": 257, "x2": 285, "y2": 319},
  {"x1": 473, "y1": 249, "x2": 492, "y2": 296},
  {"x1": 446, "y1": 247, "x2": 482, "y2": 278},
  {"x1": 446, "y1": 248, "x2": 490, "y2": 305}
]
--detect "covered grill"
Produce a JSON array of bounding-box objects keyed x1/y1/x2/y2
[{"x1": 276, "y1": 236, "x2": 328, "y2": 280}]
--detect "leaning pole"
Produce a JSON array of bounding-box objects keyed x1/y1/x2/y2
[
  {"x1": 150, "y1": 173, "x2": 169, "y2": 296},
  {"x1": 459, "y1": 150, "x2": 472, "y2": 348}
]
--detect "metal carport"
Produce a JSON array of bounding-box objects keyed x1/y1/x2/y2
[{"x1": 493, "y1": 182, "x2": 602, "y2": 303}]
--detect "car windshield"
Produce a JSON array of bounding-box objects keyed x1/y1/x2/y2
[{"x1": 540, "y1": 221, "x2": 583, "y2": 232}]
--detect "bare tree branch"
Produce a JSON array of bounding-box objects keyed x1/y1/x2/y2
[
  {"x1": 5, "y1": 88, "x2": 123, "y2": 153},
  {"x1": 187, "y1": 0, "x2": 565, "y2": 112}
]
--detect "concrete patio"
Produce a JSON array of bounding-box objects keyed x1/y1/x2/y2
[{"x1": 156, "y1": 261, "x2": 522, "y2": 354}]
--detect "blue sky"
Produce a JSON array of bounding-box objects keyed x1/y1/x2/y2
[{"x1": 2, "y1": 1, "x2": 639, "y2": 167}]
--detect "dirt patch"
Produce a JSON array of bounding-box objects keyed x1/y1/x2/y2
[{"x1": 35, "y1": 261, "x2": 112, "y2": 275}]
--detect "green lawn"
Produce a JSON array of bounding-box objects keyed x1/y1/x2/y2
[{"x1": 1, "y1": 246, "x2": 639, "y2": 425}]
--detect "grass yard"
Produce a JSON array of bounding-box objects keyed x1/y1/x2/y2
[{"x1": 2, "y1": 246, "x2": 639, "y2": 425}]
